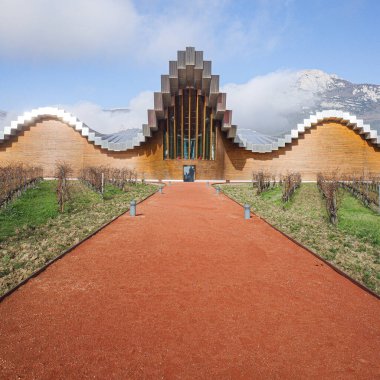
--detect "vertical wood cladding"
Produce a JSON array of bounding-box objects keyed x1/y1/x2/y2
[
  {"x1": 164, "y1": 89, "x2": 215, "y2": 160},
  {"x1": 0, "y1": 118, "x2": 85, "y2": 176},
  {"x1": 0, "y1": 119, "x2": 379, "y2": 180},
  {"x1": 222, "y1": 121, "x2": 380, "y2": 180}
]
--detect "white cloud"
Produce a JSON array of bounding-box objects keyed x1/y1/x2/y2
[
  {"x1": 0, "y1": 0, "x2": 292, "y2": 61},
  {"x1": 0, "y1": 0, "x2": 139, "y2": 59},
  {"x1": 1, "y1": 71, "x2": 318, "y2": 136},
  {"x1": 0, "y1": 91, "x2": 153, "y2": 134},
  {"x1": 135, "y1": 0, "x2": 293, "y2": 62},
  {"x1": 222, "y1": 70, "x2": 318, "y2": 135},
  {"x1": 62, "y1": 91, "x2": 153, "y2": 133},
  {"x1": 0, "y1": 110, "x2": 18, "y2": 130}
]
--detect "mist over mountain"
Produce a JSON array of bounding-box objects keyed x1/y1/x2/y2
[
  {"x1": 222, "y1": 69, "x2": 380, "y2": 137},
  {"x1": 295, "y1": 69, "x2": 380, "y2": 133},
  {"x1": 1, "y1": 70, "x2": 379, "y2": 137}
]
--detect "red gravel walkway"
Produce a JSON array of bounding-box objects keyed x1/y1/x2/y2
[{"x1": 0, "y1": 183, "x2": 379, "y2": 379}]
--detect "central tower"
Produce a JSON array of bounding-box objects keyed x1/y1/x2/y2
[
  {"x1": 148, "y1": 47, "x2": 233, "y2": 163},
  {"x1": 163, "y1": 88, "x2": 217, "y2": 160}
]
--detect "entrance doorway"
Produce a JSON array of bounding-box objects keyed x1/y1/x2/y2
[{"x1": 183, "y1": 165, "x2": 195, "y2": 182}]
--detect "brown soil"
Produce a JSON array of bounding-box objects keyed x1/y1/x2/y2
[{"x1": 0, "y1": 183, "x2": 379, "y2": 379}]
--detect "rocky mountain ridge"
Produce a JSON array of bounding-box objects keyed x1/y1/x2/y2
[
  {"x1": 295, "y1": 70, "x2": 380, "y2": 132},
  {"x1": 1, "y1": 71, "x2": 379, "y2": 136}
]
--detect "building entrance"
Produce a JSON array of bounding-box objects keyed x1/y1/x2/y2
[
  {"x1": 163, "y1": 88, "x2": 217, "y2": 161},
  {"x1": 183, "y1": 165, "x2": 195, "y2": 182}
]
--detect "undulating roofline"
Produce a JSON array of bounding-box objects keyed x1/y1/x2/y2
[
  {"x1": 233, "y1": 110, "x2": 380, "y2": 153},
  {"x1": 1, "y1": 47, "x2": 379, "y2": 152},
  {"x1": 1, "y1": 107, "x2": 379, "y2": 153},
  {"x1": 0, "y1": 107, "x2": 146, "y2": 151}
]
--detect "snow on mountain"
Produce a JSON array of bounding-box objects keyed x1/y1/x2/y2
[
  {"x1": 225, "y1": 70, "x2": 380, "y2": 137},
  {"x1": 1, "y1": 71, "x2": 379, "y2": 137},
  {"x1": 297, "y1": 69, "x2": 342, "y2": 93},
  {"x1": 295, "y1": 70, "x2": 380, "y2": 132}
]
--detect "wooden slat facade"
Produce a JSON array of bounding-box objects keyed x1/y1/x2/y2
[{"x1": 1, "y1": 118, "x2": 379, "y2": 181}]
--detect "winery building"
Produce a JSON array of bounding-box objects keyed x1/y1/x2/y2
[{"x1": 1, "y1": 47, "x2": 379, "y2": 181}]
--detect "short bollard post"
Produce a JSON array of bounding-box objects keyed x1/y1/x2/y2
[
  {"x1": 216, "y1": 186, "x2": 220, "y2": 195},
  {"x1": 206, "y1": 181, "x2": 209, "y2": 186},
  {"x1": 159, "y1": 186, "x2": 163, "y2": 194},
  {"x1": 244, "y1": 204, "x2": 251, "y2": 219},
  {"x1": 130, "y1": 200, "x2": 136, "y2": 217}
]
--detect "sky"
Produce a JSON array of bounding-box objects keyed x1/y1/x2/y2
[{"x1": 0, "y1": 0, "x2": 379, "y2": 134}]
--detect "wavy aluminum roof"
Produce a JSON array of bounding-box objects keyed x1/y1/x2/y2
[
  {"x1": 1, "y1": 48, "x2": 379, "y2": 152},
  {"x1": 1, "y1": 107, "x2": 379, "y2": 153}
]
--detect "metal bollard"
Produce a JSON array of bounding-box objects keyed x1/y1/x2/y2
[
  {"x1": 130, "y1": 200, "x2": 136, "y2": 217},
  {"x1": 244, "y1": 204, "x2": 251, "y2": 219},
  {"x1": 216, "y1": 186, "x2": 220, "y2": 195},
  {"x1": 159, "y1": 186, "x2": 163, "y2": 194}
]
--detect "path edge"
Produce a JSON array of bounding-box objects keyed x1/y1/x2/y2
[
  {"x1": 216, "y1": 183, "x2": 380, "y2": 301},
  {"x1": 0, "y1": 187, "x2": 160, "y2": 303}
]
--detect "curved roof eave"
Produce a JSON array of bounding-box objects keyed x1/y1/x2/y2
[
  {"x1": 0, "y1": 107, "x2": 149, "y2": 152},
  {"x1": 1, "y1": 107, "x2": 379, "y2": 154},
  {"x1": 228, "y1": 110, "x2": 380, "y2": 153}
]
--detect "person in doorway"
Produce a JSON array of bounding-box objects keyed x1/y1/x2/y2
[{"x1": 189, "y1": 166, "x2": 194, "y2": 181}]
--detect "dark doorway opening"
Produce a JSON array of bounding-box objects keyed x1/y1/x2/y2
[{"x1": 183, "y1": 165, "x2": 195, "y2": 182}]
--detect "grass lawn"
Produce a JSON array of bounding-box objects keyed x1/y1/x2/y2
[
  {"x1": 0, "y1": 180, "x2": 157, "y2": 296},
  {"x1": 220, "y1": 183, "x2": 380, "y2": 294},
  {"x1": 0, "y1": 181, "x2": 59, "y2": 241},
  {"x1": 339, "y1": 194, "x2": 380, "y2": 246}
]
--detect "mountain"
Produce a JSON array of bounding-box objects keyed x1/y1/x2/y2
[
  {"x1": 1, "y1": 71, "x2": 379, "y2": 137},
  {"x1": 295, "y1": 69, "x2": 380, "y2": 133}
]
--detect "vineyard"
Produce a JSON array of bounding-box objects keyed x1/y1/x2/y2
[
  {"x1": 252, "y1": 171, "x2": 276, "y2": 194},
  {"x1": 0, "y1": 163, "x2": 144, "y2": 214},
  {"x1": 281, "y1": 172, "x2": 302, "y2": 203},
  {"x1": 0, "y1": 164, "x2": 43, "y2": 208},
  {"x1": 80, "y1": 166, "x2": 139, "y2": 194},
  {"x1": 56, "y1": 163, "x2": 73, "y2": 213},
  {"x1": 317, "y1": 172, "x2": 341, "y2": 225},
  {"x1": 340, "y1": 174, "x2": 380, "y2": 209},
  {"x1": 251, "y1": 170, "x2": 380, "y2": 225},
  {"x1": 252, "y1": 170, "x2": 301, "y2": 204}
]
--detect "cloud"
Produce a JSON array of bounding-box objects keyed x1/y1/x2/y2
[
  {"x1": 0, "y1": 110, "x2": 19, "y2": 130},
  {"x1": 222, "y1": 70, "x2": 318, "y2": 135},
  {"x1": 0, "y1": 0, "x2": 293, "y2": 61},
  {"x1": 0, "y1": 0, "x2": 139, "y2": 59},
  {"x1": 1, "y1": 68, "x2": 322, "y2": 138},
  {"x1": 1, "y1": 71, "x2": 318, "y2": 136},
  {"x1": 135, "y1": 0, "x2": 294, "y2": 62},
  {"x1": 0, "y1": 91, "x2": 153, "y2": 134},
  {"x1": 62, "y1": 91, "x2": 153, "y2": 133}
]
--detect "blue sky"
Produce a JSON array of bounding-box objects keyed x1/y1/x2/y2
[{"x1": 0, "y1": 0, "x2": 379, "y2": 133}]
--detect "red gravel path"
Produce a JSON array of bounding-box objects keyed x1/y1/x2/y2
[{"x1": 0, "y1": 183, "x2": 379, "y2": 379}]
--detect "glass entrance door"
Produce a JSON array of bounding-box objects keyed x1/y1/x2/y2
[{"x1": 183, "y1": 165, "x2": 195, "y2": 182}]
